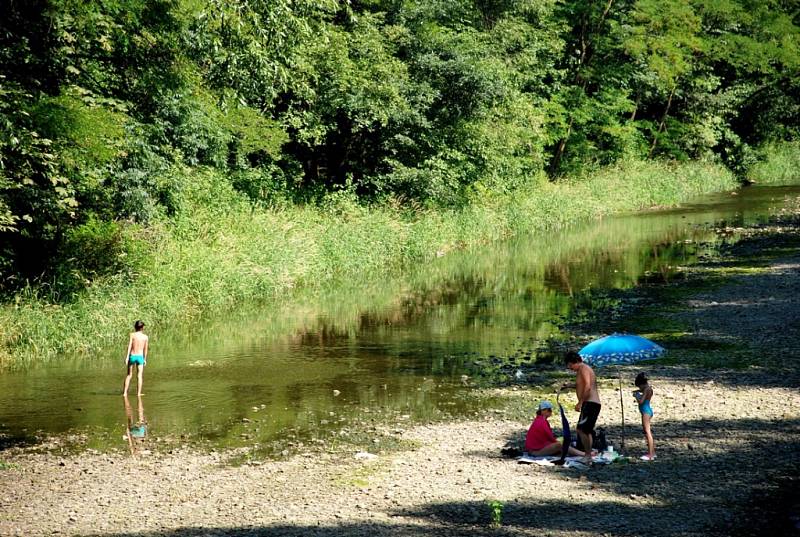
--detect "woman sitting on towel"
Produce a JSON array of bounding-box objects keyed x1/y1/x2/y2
[{"x1": 525, "y1": 400, "x2": 587, "y2": 457}]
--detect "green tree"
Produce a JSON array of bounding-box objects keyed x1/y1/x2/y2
[
  {"x1": 186, "y1": 0, "x2": 337, "y2": 110},
  {"x1": 696, "y1": 0, "x2": 800, "y2": 145},
  {"x1": 548, "y1": 0, "x2": 630, "y2": 175},
  {"x1": 0, "y1": 0, "x2": 185, "y2": 289},
  {"x1": 621, "y1": 0, "x2": 703, "y2": 157}
]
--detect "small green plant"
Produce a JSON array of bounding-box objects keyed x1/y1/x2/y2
[
  {"x1": 488, "y1": 499, "x2": 504, "y2": 528},
  {"x1": 0, "y1": 460, "x2": 19, "y2": 470}
]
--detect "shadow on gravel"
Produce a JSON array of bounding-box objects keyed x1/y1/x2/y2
[
  {"x1": 496, "y1": 415, "x2": 800, "y2": 465},
  {"x1": 636, "y1": 257, "x2": 798, "y2": 384},
  {"x1": 500, "y1": 408, "x2": 800, "y2": 447},
  {"x1": 634, "y1": 365, "x2": 800, "y2": 390},
  {"x1": 85, "y1": 524, "x2": 485, "y2": 537},
  {"x1": 91, "y1": 418, "x2": 799, "y2": 537},
  {"x1": 0, "y1": 433, "x2": 42, "y2": 452},
  {"x1": 483, "y1": 415, "x2": 800, "y2": 535},
  {"x1": 85, "y1": 454, "x2": 800, "y2": 537}
]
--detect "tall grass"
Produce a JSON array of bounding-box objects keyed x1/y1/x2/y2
[
  {"x1": 0, "y1": 158, "x2": 737, "y2": 366},
  {"x1": 747, "y1": 141, "x2": 800, "y2": 185}
]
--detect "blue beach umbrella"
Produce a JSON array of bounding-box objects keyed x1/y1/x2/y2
[
  {"x1": 578, "y1": 333, "x2": 666, "y2": 450},
  {"x1": 579, "y1": 333, "x2": 666, "y2": 368}
]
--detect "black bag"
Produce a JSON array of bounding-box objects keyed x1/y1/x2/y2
[
  {"x1": 594, "y1": 428, "x2": 609, "y2": 451},
  {"x1": 500, "y1": 446, "x2": 523, "y2": 458},
  {"x1": 574, "y1": 427, "x2": 608, "y2": 452}
]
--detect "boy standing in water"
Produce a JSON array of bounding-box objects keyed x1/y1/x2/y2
[{"x1": 123, "y1": 320, "x2": 148, "y2": 396}]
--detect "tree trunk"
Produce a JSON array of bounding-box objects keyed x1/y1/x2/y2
[
  {"x1": 630, "y1": 93, "x2": 640, "y2": 121},
  {"x1": 550, "y1": 117, "x2": 574, "y2": 175},
  {"x1": 550, "y1": 0, "x2": 615, "y2": 178},
  {"x1": 648, "y1": 85, "x2": 676, "y2": 158}
]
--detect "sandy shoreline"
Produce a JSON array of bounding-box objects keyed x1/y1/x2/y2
[
  {"x1": 2, "y1": 212, "x2": 800, "y2": 536},
  {"x1": 2, "y1": 372, "x2": 798, "y2": 537}
]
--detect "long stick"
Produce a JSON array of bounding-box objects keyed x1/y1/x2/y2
[{"x1": 619, "y1": 369, "x2": 626, "y2": 451}]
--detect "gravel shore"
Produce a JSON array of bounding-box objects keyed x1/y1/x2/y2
[{"x1": 2, "y1": 209, "x2": 800, "y2": 537}]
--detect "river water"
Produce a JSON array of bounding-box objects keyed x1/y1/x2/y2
[{"x1": 2, "y1": 184, "x2": 799, "y2": 454}]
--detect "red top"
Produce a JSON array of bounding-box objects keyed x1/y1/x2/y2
[{"x1": 525, "y1": 415, "x2": 557, "y2": 452}]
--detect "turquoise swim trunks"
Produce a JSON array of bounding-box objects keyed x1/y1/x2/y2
[
  {"x1": 130, "y1": 424, "x2": 147, "y2": 438},
  {"x1": 128, "y1": 354, "x2": 144, "y2": 366}
]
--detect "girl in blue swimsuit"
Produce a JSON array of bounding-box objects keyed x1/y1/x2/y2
[{"x1": 634, "y1": 372, "x2": 656, "y2": 461}]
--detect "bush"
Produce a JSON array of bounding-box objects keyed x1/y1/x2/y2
[
  {"x1": 149, "y1": 92, "x2": 231, "y2": 168},
  {"x1": 53, "y1": 215, "x2": 141, "y2": 298},
  {"x1": 105, "y1": 134, "x2": 183, "y2": 222},
  {"x1": 230, "y1": 166, "x2": 291, "y2": 207},
  {"x1": 747, "y1": 142, "x2": 800, "y2": 185}
]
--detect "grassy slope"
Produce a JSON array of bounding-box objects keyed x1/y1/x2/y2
[
  {"x1": 0, "y1": 159, "x2": 738, "y2": 366},
  {"x1": 748, "y1": 141, "x2": 800, "y2": 185}
]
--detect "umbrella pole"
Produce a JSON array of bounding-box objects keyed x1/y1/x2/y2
[{"x1": 618, "y1": 369, "x2": 625, "y2": 451}]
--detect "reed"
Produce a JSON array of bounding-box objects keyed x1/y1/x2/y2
[
  {"x1": 0, "y1": 158, "x2": 738, "y2": 366},
  {"x1": 747, "y1": 142, "x2": 800, "y2": 185}
]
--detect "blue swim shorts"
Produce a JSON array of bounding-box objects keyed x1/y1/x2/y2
[{"x1": 128, "y1": 354, "x2": 145, "y2": 366}]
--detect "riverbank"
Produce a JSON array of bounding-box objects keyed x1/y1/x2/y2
[
  {"x1": 2, "y1": 195, "x2": 799, "y2": 536},
  {"x1": 0, "y1": 158, "x2": 736, "y2": 367}
]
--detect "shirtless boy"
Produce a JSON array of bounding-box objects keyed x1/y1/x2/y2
[
  {"x1": 123, "y1": 320, "x2": 149, "y2": 396},
  {"x1": 563, "y1": 351, "x2": 601, "y2": 464}
]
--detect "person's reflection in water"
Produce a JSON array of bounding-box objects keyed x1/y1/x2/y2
[{"x1": 123, "y1": 395, "x2": 147, "y2": 455}]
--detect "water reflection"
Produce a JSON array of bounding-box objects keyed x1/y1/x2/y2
[
  {"x1": 0, "y1": 184, "x2": 798, "y2": 452},
  {"x1": 123, "y1": 395, "x2": 147, "y2": 455}
]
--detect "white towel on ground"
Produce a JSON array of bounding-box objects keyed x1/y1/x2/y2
[{"x1": 516, "y1": 452, "x2": 617, "y2": 467}]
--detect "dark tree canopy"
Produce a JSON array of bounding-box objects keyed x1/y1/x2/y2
[{"x1": 0, "y1": 0, "x2": 798, "y2": 290}]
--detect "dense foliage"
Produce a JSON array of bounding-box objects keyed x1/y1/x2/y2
[{"x1": 1, "y1": 0, "x2": 798, "y2": 296}]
